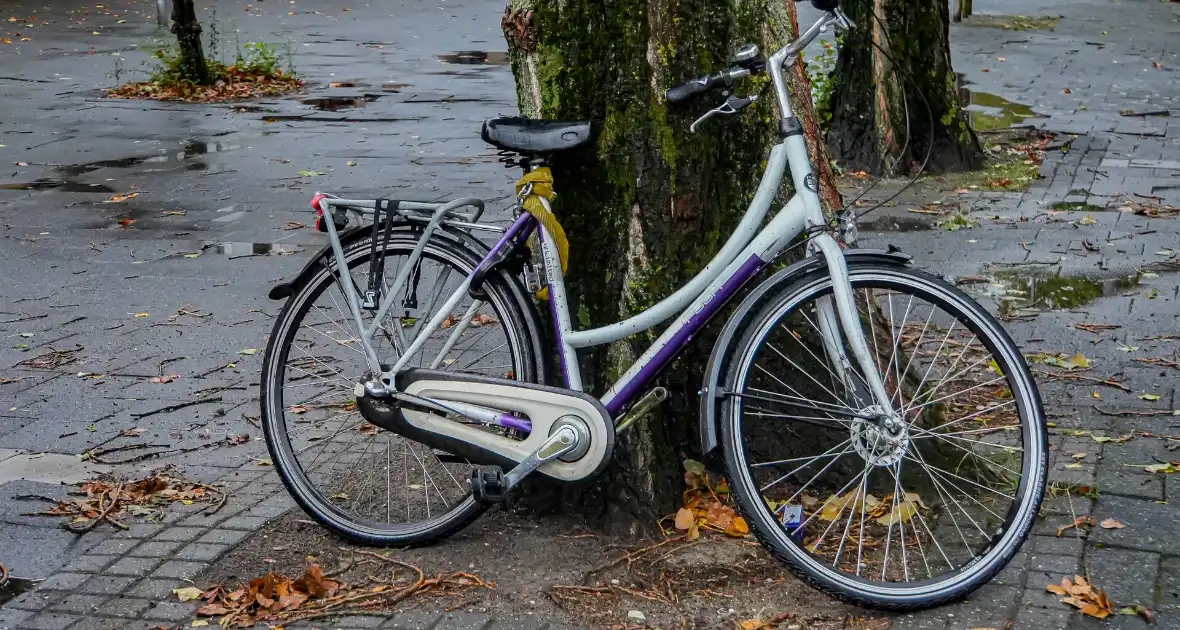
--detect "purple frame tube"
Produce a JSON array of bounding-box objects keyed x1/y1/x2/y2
[{"x1": 468, "y1": 217, "x2": 766, "y2": 423}]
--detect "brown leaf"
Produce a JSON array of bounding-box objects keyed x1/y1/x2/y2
[
  {"x1": 1099, "y1": 518, "x2": 1125, "y2": 529},
  {"x1": 471, "y1": 313, "x2": 499, "y2": 327},
  {"x1": 118, "y1": 218, "x2": 136, "y2": 228},
  {"x1": 195, "y1": 603, "x2": 231, "y2": 616},
  {"x1": 673, "y1": 507, "x2": 695, "y2": 531},
  {"x1": 290, "y1": 405, "x2": 309, "y2": 414},
  {"x1": 150, "y1": 374, "x2": 180, "y2": 384},
  {"x1": 1046, "y1": 584, "x2": 1069, "y2": 595},
  {"x1": 725, "y1": 516, "x2": 750, "y2": 537},
  {"x1": 440, "y1": 314, "x2": 459, "y2": 329}
]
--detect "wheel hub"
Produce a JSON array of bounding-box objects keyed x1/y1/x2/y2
[{"x1": 850, "y1": 406, "x2": 909, "y2": 467}]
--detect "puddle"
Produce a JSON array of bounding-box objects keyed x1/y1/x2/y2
[
  {"x1": 983, "y1": 271, "x2": 1140, "y2": 315},
  {"x1": 436, "y1": 50, "x2": 509, "y2": 66},
  {"x1": 0, "y1": 576, "x2": 34, "y2": 606},
  {"x1": 0, "y1": 179, "x2": 114, "y2": 193},
  {"x1": 957, "y1": 77, "x2": 1043, "y2": 131},
  {"x1": 1049, "y1": 201, "x2": 1106, "y2": 212},
  {"x1": 211, "y1": 242, "x2": 302, "y2": 257},
  {"x1": 231, "y1": 105, "x2": 281, "y2": 114},
  {"x1": 301, "y1": 94, "x2": 381, "y2": 111},
  {"x1": 52, "y1": 139, "x2": 236, "y2": 178}
]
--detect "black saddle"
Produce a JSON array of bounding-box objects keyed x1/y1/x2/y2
[{"x1": 481, "y1": 117, "x2": 592, "y2": 154}]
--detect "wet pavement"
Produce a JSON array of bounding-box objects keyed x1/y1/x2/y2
[{"x1": 1, "y1": 0, "x2": 1179, "y2": 628}]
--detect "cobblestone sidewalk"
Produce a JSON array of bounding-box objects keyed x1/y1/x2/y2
[{"x1": 3, "y1": 0, "x2": 1180, "y2": 628}]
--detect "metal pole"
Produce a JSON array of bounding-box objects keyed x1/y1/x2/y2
[{"x1": 157, "y1": 0, "x2": 173, "y2": 27}]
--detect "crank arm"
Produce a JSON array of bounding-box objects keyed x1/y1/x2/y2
[{"x1": 503, "y1": 426, "x2": 578, "y2": 491}]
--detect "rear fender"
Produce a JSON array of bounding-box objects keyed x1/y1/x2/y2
[
  {"x1": 697, "y1": 248, "x2": 912, "y2": 462},
  {"x1": 267, "y1": 220, "x2": 491, "y2": 300}
]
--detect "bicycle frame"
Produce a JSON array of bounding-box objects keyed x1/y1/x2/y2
[{"x1": 312, "y1": 9, "x2": 894, "y2": 428}]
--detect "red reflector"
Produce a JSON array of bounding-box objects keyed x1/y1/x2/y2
[{"x1": 310, "y1": 194, "x2": 326, "y2": 215}]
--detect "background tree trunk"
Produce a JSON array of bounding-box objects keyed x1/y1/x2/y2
[
  {"x1": 171, "y1": 0, "x2": 210, "y2": 85},
  {"x1": 502, "y1": 0, "x2": 826, "y2": 533},
  {"x1": 827, "y1": 0, "x2": 983, "y2": 175}
]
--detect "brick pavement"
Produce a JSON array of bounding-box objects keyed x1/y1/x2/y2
[{"x1": 3, "y1": 0, "x2": 1180, "y2": 628}]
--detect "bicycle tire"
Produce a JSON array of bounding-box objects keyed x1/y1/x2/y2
[
  {"x1": 262, "y1": 229, "x2": 542, "y2": 546},
  {"x1": 713, "y1": 262, "x2": 1046, "y2": 610}
]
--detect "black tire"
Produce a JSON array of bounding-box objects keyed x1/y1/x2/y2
[
  {"x1": 261, "y1": 230, "x2": 543, "y2": 546},
  {"x1": 714, "y1": 263, "x2": 1046, "y2": 611}
]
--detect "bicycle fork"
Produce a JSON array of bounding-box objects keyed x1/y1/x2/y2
[{"x1": 808, "y1": 234, "x2": 900, "y2": 427}]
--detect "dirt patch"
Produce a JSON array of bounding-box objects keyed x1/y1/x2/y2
[{"x1": 202, "y1": 509, "x2": 876, "y2": 629}]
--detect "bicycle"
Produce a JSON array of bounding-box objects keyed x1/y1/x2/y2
[{"x1": 260, "y1": 0, "x2": 1046, "y2": 611}]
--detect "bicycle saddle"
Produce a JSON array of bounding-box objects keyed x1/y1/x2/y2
[{"x1": 481, "y1": 117, "x2": 592, "y2": 154}]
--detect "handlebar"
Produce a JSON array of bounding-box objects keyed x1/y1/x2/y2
[
  {"x1": 665, "y1": 68, "x2": 750, "y2": 104},
  {"x1": 663, "y1": 9, "x2": 853, "y2": 107}
]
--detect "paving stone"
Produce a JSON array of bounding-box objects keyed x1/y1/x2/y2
[
  {"x1": 945, "y1": 583, "x2": 1019, "y2": 629},
  {"x1": 1028, "y1": 554, "x2": 1081, "y2": 574},
  {"x1": 36, "y1": 573, "x2": 91, "y2": 592},
  {"x1": 5, "y1": 591, "x2": 54, "y2": 612},
  {"x1": 1014, "y1": 605, "x2": 1072, "y2": 629},
  {"x1": 175, "y1": 542, "x2": 232, "y2": 562},
  {"x1": 151, "y1": 526, "x2": 205, "y2": 542},
  {"x1": 382, "y1": 611, "x2": 443, "y2": 629},
  {"x1": 76, "y1": 576, "x2": 137, "y2": 596},
  {"x1": 91, "y1": 595, "x2": 153, "y2": 618},
  {"x1": 433, "y1": 612, "x2": 493, "y2": 630},
  {"x1": 886, "y1": 610, "x2": 949, "y2": 630},
  {"x1": 178, "y1": 511, "x2": 230, "y2": 528},
  {"x1": 47, "y1": 594, "x2": 110, "y2": 615},
  {"x1": 1091, "y1": 495, "x2": 1180, "y2": 554},
  {"x1": 195, "y1": 528, "x2": 252, "y2": 545},
  {"x1": 126, "y1": 540, "x2": 185, "y2": 558},
  {"x1": 333, "y1": 616, "x2": 390, "y2": 628},
  {"x1": 142, "y1": 600, "x2": 195, "y2": 622},
  {"x1": 1087, "y1": 546, "x2": 1159, "y2": 606},
  {"x1": 102, "y1": 557, "x2": 162, "y2": 578},
  {"x1": 147, "y1": 560, "x2": 207, "y2": 580},
  {"x1": 244, "y1": 504, "x2": 291, "y2": 519},
  {"x1": 0, "y1": 608, "x2": 34, "y2": 630},
  {"x1": 218, "y1": 515, "x2": 269, "y2": 531},
  {"x1": 109, "y1": 523, "x2": 165, "y2": 540},
  {"x1": 21, "y1": 613, "x2": 81, "y2": 630},
  {"x1": 84, "y1": 538, "x2": 139, "y2": 557},
  {"x1": 57, "y1": 556, "x2": 116, "y2": 575},
  {"x1": 124, "y1": 579, "x2": 179, "y2": 601},
  {"x1": 1031, "y1": 535, "x2": 1085, "y2": 557}
]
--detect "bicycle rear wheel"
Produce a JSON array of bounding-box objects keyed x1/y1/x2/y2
[
  {"x1": 261, "y1": 229, "x2": 542, "y2": 546},
  {"x1": 715, "y1": 262, "x2": 1046, "y2": 610}
]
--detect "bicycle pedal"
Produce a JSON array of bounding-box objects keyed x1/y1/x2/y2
[{"x1": 470, "y1": 465, "x2": 507, "y2": 504}]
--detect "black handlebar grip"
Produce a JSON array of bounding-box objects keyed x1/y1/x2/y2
[{"x1": 665, "y1": 72, "x2": 720, "y2": 103}]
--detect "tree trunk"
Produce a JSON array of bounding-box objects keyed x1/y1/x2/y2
[
  {"x1": 171, "y1": 0, "x2": 210, "y2": 85},
  {"x1": 783, "y1": 0, "x2": 842, "y2": 214},
  {"x1": 962, "y1": 0, "x2": 973, "y2": 20},
  {"x1": 827, "y1": 0, "x2": 983, "y2": 175},
  {"x1": 502, "y1": 0, "x2": 821, "y2": 533}
]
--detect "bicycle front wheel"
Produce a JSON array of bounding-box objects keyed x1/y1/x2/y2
[{"x1": 716, "y1": 262, "x2": 1046, "y2": 610}]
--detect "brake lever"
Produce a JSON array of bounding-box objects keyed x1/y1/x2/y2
[{"x1": 689, "y1": 94, "x2": 759, "y2": 133}]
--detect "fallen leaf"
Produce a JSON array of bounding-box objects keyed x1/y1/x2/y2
[
  {"x1": 673, "y1": 507, "x2": 694, "y2": 530},
  {"x1": 191, "y1": 621, "x2": 209, "y2": 628},
  {"x1": 346, "y1": 160, "x2": 357, "y2": 167},
  {"x1": 238, "y1": 348, "x2": 259, "y2": 355},
  {"x1": 470, "y1": 313, "x2": 499, "y2": 327},
  {"x1": 150, "y1": 374, "x2": 180, "y2": 384},
  {"x1": 15, "y1": 161, "x2": 28, "y2": 167},
  {"x1": 183, "y1": 253, "x2": 201, "y2": 259},
  {"x1": 1139, "y1": 393, "x2": 1161, "y2": 401},
  {"x1": 1117, "y1": 345, "x2": 1140, "y2": 352},
  {"x1": 257, "y1": 458, "x2": 273, "y2": 466},
  {"x1": 1143, "y1": 462, "x2": 1178, "y2": 473},
  {"x1": 298, "y1": 170, "x2": 323, "y2": 177},
  {"x1": 1064, "y1": 87, "x2": 1072, "y2": 94},
  {"x1": 1078, "y1": 215, "x2": 1097, "y2": 225},
  {"x1": 105, "y1": 192, "x2": 138, "y2": 203},
  {"x1": 1056, "y1": 516, "x2": 1094, "y2": 536},
  {"x1": 440, "y1": 314, "x2": 459, "y2": 329},
  {"x1": 1099, "y1": 518, "x2": 1125, "y2": 529},
  {"x1": 290, "y1": 405, "x2": 309, "y2": 414},
  {"x1": 133, "y1": 313, "x2": 149, "y2": 318},
  {"x1": 174, "y1": 587, "x2": 204, "y2": 602},
  {"x1": 284, "y1": 220, "x2": 306, "y2": 230},
  {"x1": 118, "y1": 218, "x2": 136, "y2": 228}
]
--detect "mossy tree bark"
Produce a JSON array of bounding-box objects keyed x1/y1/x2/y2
[
  {"x1": 828, "y1": 0, "x2": 983, "y2": 175},
  {"x1": 171, "y1": 0, "x2": 210, "y2": 85},
  {"x1": 502, "y1": 0, "x2": 830, "y2": 532}
]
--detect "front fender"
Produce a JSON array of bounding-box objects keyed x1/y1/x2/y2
[{"x1": 697, "y1": 248, "x2": 912, "y2": 462}]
